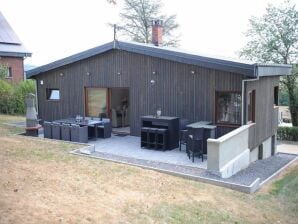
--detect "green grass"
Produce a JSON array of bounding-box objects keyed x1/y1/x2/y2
[
  {"x1": 148, "y1": 203, "x2": 243, "y2": 224},
  {"x1": 270, "y1": 167, "x2": 298, "y2": 215}
]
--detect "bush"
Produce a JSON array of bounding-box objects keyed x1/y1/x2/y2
[
  {"x1": 277, "y1": 126, "x2": 298, "y2": 141},
  {"x1": 0, "y1": 79, "x2": 36, "y2": 115}
]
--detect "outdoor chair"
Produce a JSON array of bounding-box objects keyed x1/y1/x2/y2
[
  {"x1": 52, "y1": 122, "x2": 61, "y2": 140},
  {"x1": 186, "y1": 127, "x2": 204, "y2": 162},
  {"x1": 43, "y1": 121, "x2": 52, "y2": 139},
  {"x1": 61, "y1": 123, "x2": 71, "y2": 141},
  {"x1": 70, "y1": 125, "x2": 88, "y2": 143},
  {"x1": 179, "y1": 118, "x2": 190, "y2": 151},
  {"x1": 97, "y1": 120, "x2": 112, "y2": 138},
  {"x1": 99, "y1": 112, "x2": 108, "y2": 120}
]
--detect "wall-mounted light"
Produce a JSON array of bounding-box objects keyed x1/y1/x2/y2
[
  {"x1": 150, "y1": 79, "x2": 155, "y2": 85},
  {"x1": 86, "y1": 72, "x2": 91, "y2": 76},
  {"x1": 152, "y1": 71, "x2": 157, "y2": 75},
  {"x1": 117, "y1": 72, "x2": 121, "y2": 75},
  {"x1": 190, "y1": 70, "x2": 195, "y2": 74},
  {"x1": 40, "y1": 80, "x2": 44, "y2": 85},
  {"x1": 59, "y1": 72, "x2": 64, "y2": 77}
]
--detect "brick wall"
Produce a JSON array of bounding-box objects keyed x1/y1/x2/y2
[{"x1": 0, "y1": 56, "x2": 24, "y2": 83}]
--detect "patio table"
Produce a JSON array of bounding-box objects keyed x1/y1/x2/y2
[
  {"x1": 186, "y1": 121, "x2": 216, "y2": 154},
  {"x1": 53, "y1": 118, "x2": 104, "y2": 140}
]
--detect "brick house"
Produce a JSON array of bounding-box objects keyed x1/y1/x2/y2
[{"x1": 0, "y1": 11, "x2": 31, "y2": 82}]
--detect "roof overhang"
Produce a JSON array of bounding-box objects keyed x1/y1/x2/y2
[
  {"x1": 26, "y1": 40, "x2": 292, "y2": 79},
  {"x1": 0, "y1": 51, "x2": 32, "y2": 58},
  {"x1": 256, "y1": 64, "x2": 292, "y2": 77}
]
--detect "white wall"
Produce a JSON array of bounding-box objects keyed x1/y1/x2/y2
[{"x1": 207, "y1": 124, "x2": 254, "y2": 178}]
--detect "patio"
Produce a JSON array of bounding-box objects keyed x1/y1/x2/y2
[{"x1": 90, "y1": 134, "x2": 207, "y2": 169}]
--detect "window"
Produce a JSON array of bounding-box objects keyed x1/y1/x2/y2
[
  {"x1": 47, "y1": 89, "x2": 60, "y2": 100},
  {"x1": 216, "y1": 91, "x2": 241, "y2": 125},
  {"x1": 7, "y1": 67, "x2": 12, "y2": 77},
  {"x1": 247, "y1": 90, "x2": 255, "y2": 123},
  {"x1": 85, "y1": 88, "x2": 107, "y2": 117},
  {"x1": 274, "y1": 86, "x2": 279, "y2": 106}
]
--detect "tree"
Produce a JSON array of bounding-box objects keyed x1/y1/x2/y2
[
  {"x1": 240, "y1": 0, "x2": 298, "y2": 126},
  {"x1": 0, "y1": 63, "x2": 8, "y2": 79},
  {"x1": 116, "y1": 0, "x2": 180, "y2": 46}
]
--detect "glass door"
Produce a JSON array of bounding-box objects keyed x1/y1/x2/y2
[{"x1": 85, "y1": 87, "x2": 108, "y2": 117}]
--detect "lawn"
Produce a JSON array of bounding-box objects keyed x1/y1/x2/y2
[{"x1": 0, "y1": 114, "x2": 297, "y2": 223}]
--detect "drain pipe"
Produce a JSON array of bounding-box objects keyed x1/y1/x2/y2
[{"x1": 241, "y1": 64, "x2": 259, "y2": 125}]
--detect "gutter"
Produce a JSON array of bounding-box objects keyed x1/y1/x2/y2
[{"x1": 241, "y1": 64, "x2": 259, "y2": 125}]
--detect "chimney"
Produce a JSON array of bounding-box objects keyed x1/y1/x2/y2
[{"x1": 152, "y1": 19, "x2": 163, "y2": 46}]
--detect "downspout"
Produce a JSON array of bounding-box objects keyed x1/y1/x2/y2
[
  {"x1": 241, "y1": 64, "x2": 259, "y2": 125},
  {"x1": 34, "y1": 77, "x2": 39, "y2": 116}
]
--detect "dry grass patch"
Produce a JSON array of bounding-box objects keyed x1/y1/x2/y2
[{"x1": 0, "y1": 115, "x2": 297, "y2": 223}]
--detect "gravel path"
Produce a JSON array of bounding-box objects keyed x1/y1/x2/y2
[
  {"x1": 201, "y1": 153, "x2": 296, "y2": 185},
  {"x1": 77, "y1": 150, "x2": 296, "y2": 187}
]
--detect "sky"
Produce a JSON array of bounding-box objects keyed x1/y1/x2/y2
[{"x1": 0, "y1": 0, "x2": 296, "y2": 66}]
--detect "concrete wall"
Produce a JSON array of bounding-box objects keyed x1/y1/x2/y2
[
  {"x1": 207, "y1": 124, "x2": 254, "y2": 178},
  {"x1": 262, "y1": 136, "x2": 272, "y2": 159},
  {"x1": 250, "y1": 146, "x2": 258, "y2": 163}
]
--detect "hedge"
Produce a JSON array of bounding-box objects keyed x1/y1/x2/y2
[
  {"x1": 0, "y1": 79, "x2": 36, "y2": 115},
  {"x1": 277, "y1": 126, "x2": 298, "y2": 141}
]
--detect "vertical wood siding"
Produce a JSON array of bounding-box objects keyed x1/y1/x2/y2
[
  {"x1": 35, "y1": 49, "x2": 244, "y2": 136},
  {"x1": 247, "y1": 76, "x2": 279, "y2": 149}
]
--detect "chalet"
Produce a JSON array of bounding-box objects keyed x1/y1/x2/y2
[
  {"x1": 26, "y1": 20, "x2": 292, "y2": 178},
  {"x1": 0, "y1": 11, "x2": 31, "y2": 82}
]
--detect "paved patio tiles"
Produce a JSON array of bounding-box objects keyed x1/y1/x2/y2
[
  {"x1": 91, "y1": 134, "x2": 207, "y2": 169},
  {"x1": 277, "y1": 141, "x2": 298, "y2": 155}
]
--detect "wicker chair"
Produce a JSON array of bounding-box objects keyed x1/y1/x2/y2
[{"x1": 186, "y1": 127, "x2": 204, "y2": 162}]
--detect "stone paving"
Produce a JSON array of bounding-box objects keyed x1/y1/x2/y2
[{"x1": 91, "y1": 134, "x2": 207, "y2": 169}]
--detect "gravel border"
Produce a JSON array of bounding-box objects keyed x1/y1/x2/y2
[
  {"x1": 72, "y1": 149, "x2": 296, "y2": 192},
  {"x1": 200, "y1": 153, "x2": 296, "y2": 185}
]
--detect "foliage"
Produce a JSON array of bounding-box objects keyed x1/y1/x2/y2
[
  {"x1": 240, "y1": 0, "x2": 298, "y2": 126},
  {"x1": 0, "y1": 63, "x2": 9, "y2": 79},
  {"x1": 117, "y1": 0, "x2": 180, "y2": 46},
  {"x1": 279, "y1": 85, "x2": 289, "y2": 105},
  {"x1": 277, "y1": 126, "x2": 298, "y2": 141},
  {"x1": 0, "y1": 79, "x2": 36, "y2": 115}
]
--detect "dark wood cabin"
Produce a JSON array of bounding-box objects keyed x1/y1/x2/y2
[{"x1": 27, "y1": 41, "x2": 291, "y2": 150}]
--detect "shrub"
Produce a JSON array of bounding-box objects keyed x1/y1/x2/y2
[
  {"x1": 0, "y1": 79, "x2": 36, "y2": 115},
  {"x1": 277, "y1": 126, "x2": 298, "y2": 141}
]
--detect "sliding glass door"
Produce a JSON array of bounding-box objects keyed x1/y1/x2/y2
[{"x1": 85, "y1": 88, "x2": 108, "y2": 117}]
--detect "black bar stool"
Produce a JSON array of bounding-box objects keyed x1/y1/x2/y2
[{"x1": 156, "y1": 128, "x2": 168, "y2": 150}]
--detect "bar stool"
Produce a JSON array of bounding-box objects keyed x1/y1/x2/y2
[
  {"x1": 141, "y1": 127, "x2": 150, "y2": 147},
  {"x1": 147, "y1": 127, "x2": 158, "y2": 148},
  {"x1": 156, "y1": 128, "x2": 168, "y2": 150}
]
